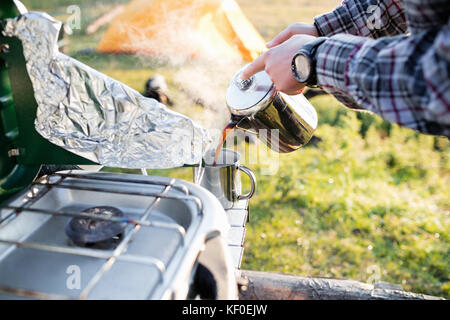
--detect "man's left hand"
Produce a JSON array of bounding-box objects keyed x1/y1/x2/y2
[{"x1": 241, "y1": 34, "x2": 316, "y2": 95}]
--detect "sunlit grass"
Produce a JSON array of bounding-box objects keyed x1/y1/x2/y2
[{"x1": 240, "y1": 95, "x2": 449, "y2": 296}]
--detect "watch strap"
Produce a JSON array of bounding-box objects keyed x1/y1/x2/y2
[{"x1": 292, "y1": 37, "x2": 327, "y2": 87}]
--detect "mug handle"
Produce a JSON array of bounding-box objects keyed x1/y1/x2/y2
[{"x1": 236, "y1": 165, "x2": 256, "y2": 200}]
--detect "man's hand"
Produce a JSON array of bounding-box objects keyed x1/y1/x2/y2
[
  {"x1": 266, "y1": 23, "x2": 319, "y2": 48},
  {"x1": 241, "y1": 34, "x2": 316, "y2": 95}
]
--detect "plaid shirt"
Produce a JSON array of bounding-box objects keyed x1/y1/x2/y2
[{"x1": 313, "y1": 0, "x2": 450, "y2": 137}]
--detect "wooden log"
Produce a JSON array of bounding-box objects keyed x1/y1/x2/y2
[{"x1": 238, "y1": 270, "x2": 444, "y2": 300}]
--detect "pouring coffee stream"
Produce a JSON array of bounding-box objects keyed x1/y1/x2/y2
[
  {"x1": 212, "y1": 116, "x2": 250, "y2": 166},
  {"x1": 212, "y1": 121, "x2": 237, "y2": 166}
]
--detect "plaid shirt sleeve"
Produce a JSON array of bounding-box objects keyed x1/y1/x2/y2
[
  {"x1": 314, "y1": 0, "x2": 407, "y2": 38},
  {"x1": 313, "y1": 0, "x2": 450, "y2": 137}
]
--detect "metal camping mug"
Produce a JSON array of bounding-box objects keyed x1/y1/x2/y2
[{"x1": 194, "y1": 149, "x2": 256, "y2": 210}]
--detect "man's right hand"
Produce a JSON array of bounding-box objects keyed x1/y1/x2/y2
[
  {"x1": 241, "y1": 34, "x2": 316, "y2": 95},
  {"x1": 266, "y1": 23, "x2": 319, "y2": 48}
]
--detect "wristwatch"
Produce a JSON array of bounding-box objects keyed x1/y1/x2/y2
[{"x1": 291, "y1": 37, "x2": 327, "y2": 87}]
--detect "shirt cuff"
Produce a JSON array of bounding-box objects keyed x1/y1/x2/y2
[{"x1": 315, "y1": 34, "x2": 367, "y2": 109}]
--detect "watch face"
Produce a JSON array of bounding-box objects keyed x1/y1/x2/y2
[{"x1": 294, "y1": 54, "x2": 311, "y2": 83}]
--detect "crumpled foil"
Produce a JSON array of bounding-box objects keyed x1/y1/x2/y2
[{"x1": 2, "y1": 12, "x2": 211, "y2": 168}]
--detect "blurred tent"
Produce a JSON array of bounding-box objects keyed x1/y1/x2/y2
[{"x1": 97, "y1": 0, "x2": 266, "y2": 62}]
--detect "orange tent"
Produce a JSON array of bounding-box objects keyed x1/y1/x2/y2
[{"x1": 97, "y1": 0, "x2": 266, "y2": 62}]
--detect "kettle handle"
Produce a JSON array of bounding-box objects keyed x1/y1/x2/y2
[{"x1": 236, "y1": 165, "x2": 256, "y2": 200}]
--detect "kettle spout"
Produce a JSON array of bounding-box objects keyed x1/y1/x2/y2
[{"x1": 230, "y1": 115, "x2": 258, "y2": 134}]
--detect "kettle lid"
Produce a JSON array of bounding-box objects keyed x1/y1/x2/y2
[{"x1": 226, "y1": 66, "x2": 275, "y2": 116}]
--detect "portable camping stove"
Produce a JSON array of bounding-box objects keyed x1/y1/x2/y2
[
  {"x1": 0, "y1": 1, "x2": 249, "y2": 300},
  {"x1": 0, "y1": 171, "x2": 238, "y2": 299}
]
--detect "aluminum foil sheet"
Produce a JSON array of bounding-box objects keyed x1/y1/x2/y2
[{"x1": 3, "y1": 12, "x2": 211, "y2": 168}]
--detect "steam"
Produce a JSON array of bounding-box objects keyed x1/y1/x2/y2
[{"x1": 116, "y1": 0, "x2": 246, "y2": 130}]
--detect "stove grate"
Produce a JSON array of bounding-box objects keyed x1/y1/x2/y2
[{"x1": 0, "y1": 172, "x2": 204, "y2": 300}]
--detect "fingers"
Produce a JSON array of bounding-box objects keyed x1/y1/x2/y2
[
  {"x1": 241, "y1": 54, "x2": 266, "y2": 80},
  {"x1": 266, "y1": 28, "x2": 291, "y2": 48}
]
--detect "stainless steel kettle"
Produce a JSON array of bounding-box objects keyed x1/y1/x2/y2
[{"x1": 226, "y1": 66, "x2": 318, "y2": 153}]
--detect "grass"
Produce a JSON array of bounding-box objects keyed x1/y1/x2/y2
[
  {"x1": 21, "y1": 0, "x2": 450, "y2": 298},
  {"x1": 242, "y1": 96, "x2": 449, "y2": 296}
]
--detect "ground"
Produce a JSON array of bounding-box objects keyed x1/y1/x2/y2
[{"x1": 21, "y1": 0, "x2": 449, "y2": 298}]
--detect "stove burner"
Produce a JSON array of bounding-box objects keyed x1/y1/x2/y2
[{"x1": 65, "y1": 206, "x2": 127, "y2": 248}]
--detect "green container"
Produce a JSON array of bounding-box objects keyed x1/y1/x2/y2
[{"x1": 0, "y1": 1, "x2": 95, "y2": 202}]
